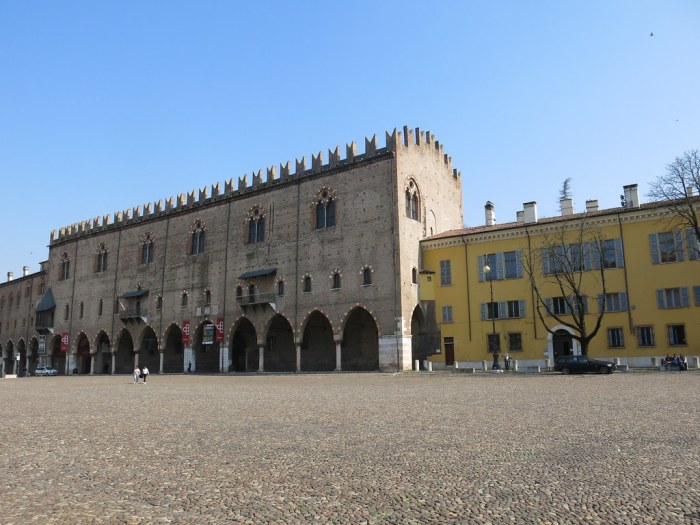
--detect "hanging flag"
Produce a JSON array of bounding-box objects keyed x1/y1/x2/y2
[
  {"x1": 182, "y1": 320, "x2": 190, "y2": 345},
  {"x1": 60, "y1": 332, "x2": 69, "y2": 352},
  {"x1": 215, "y1": 317, "x2": 224, "y2": 342}
]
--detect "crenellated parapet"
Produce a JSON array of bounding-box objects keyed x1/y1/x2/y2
[{"x1": 50, "y1": 125, "x2": 461, "y2": 244}]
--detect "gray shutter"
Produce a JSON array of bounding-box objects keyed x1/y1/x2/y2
[
  {"x1": 499, "y1": 301, "x2": 507, "y2": 319},
  {"x1": 519, "y1": 299, "x2": 526, "y2": 318},
  {"x1": 516, "y1": 251, "x2": 524, "y2": 278},
  {"x1": 541, "y1": 248, "x2": 550, "y2": 275},
  {"x1": 614, "y1": 238, "x2": 625, "y2": 268},
  {"x1": 620, "y1": 292, "x2": 628, "y2": 311},
  {"x1": 478, "y1": 255, "x2": 485, "y2": 282},
  {"x1": 496, "y1": 252, "x2": 505, "y2": 280},
  {"x1": 675, "y1": 230, "x2": 685, "y2": 262},
  {"x1": 656, "y1": 289, "x2": 665, "y2": 308},
  {"x1": 592, "y1": 242, "x2": 601, "y2": 270},
  {"x1": 686, "y1": 228, "x2": 699, "y2": 260},
  {"x1": 693, "y1": 286, "x2": 700, "y2": 306},
  {"x1": 545, "y1": 298, "x2": 552, "y2": 316},
  {"x1": 681, "y1": 287, "x2": 690, "y2": 307},
  {"x1": 597, "y1": 294, "x2": 605, "y2": 313},
  {"x1": 649, "y1": 234, "x2": 660, "y2": 264},
  {"x1": 480, "y1": 303, "x2": 487, "y2": 320},
  {"x1": 583, "y1": 243, "x2": 593, "y2": 271}
]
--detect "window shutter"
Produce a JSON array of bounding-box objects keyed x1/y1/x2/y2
[
  {"x1": 499, "y1": 301, "x2": 507, "y2": 318},
  {"x1": 544, "y1": 297, "x2": 552, "y2": 316},
  {"x1": 597, "y1": 294, "x2": 605, "y2": 313},
  {"x1": 583, "y1": 243, "x2": 593, "y2": 271},
  {"x1": 693, "y1": 286, "x2": 700, "y2": 306},
  {"x1": 480, "y1": 303, "x2": 487, "y2": 320},
  {"x1": 680, "y1": 287, "x2": 690, "y2": 307},
  {"x1": 686, "y1": 228, "x2": 699, "y2": 260},
  {"x1": 649, "y1": 234, "x2": 660, "y2": 264},
  {"x1": 614, "y1": 238, "x2": 625, "y2": 268},
  {"x1": 478, "y1": 255, "x2": 485, "y2": 282},
  {"x1": 667, "y1": 325, "x2": 674, "y2": 344},
  {"x1": 656, "y1": 289, "x2": 665, "y2": 309},
  {"x1": 496, "y1": 252, "x2": 505, "y2": 280},
  {"x1": 516, "y1": 250, "x2": 524, "y2": 278},
  {"x1": 592, "y1": 242, "x2": 601, "y2": 270},
  {"x1": 541, "y1": 248, "x2": 550, "y2": 275},
  {"x1": 674, "y1": 230, "x2": 685, "y2": 261},
  {"x1": 519, "y1": 299, "x2": 526, "y2": 318},
  {"x1": 620, "y1": 292, "x2": 628, "y2": 311}
]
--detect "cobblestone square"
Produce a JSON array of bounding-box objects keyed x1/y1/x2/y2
[{"x1": 1, "y1": 371, "x2": 698, "y2": 524}]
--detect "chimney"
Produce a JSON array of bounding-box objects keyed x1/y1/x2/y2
[
  {"x1": 688, "y1": 186, "x2": 695, "y2": 197},
  {"x1": 585, "y1": 199, "x2": 599, "y2": 212},
  {"x1": 623, "y1": 184, "x2": 640, "y2": 209},
  {"x1": 560, "y1": 198, "x2": 574, "y2": 216},
  {"x1": 23, "y1": 266, "x2": 29, "y2": 277},
  {"x1": 485, "y1": 201, "x2": 496, "y2": 226},
  {"x1": 523, "y1": 201, "x2": 538, "y2": 224},
  {"x1": 516, "y1": 210, "x2": 524, "y2": 223},
  {"x1": 7, "y1": 272, "x2": 13, "y2": 282}
]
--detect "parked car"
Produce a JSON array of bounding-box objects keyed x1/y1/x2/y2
[
  {"x1": 34, "y1": 366, "x2": 58, "y2": 376},
  {"x1": 554, "y1": 355, "x2": 616, "y2": 375}
]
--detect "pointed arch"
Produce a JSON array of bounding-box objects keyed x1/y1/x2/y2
[
  {"x1": 300, "y1": 310, "x2": 335, "y2": 371},
  {"x1": 163, "y1": 322, "x2": 185, "y2": 373},
  {"x1": 229, "y1": 317, "x2": 257, "y2": 372},
  {"x1": 263, "y1": 313, "x2": 295, "y2": 372},
  {"x1": 341, "y1": 306, "x2": 379, "y2": 371}
]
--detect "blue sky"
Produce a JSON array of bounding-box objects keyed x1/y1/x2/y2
[{"x1": 1, "y1": 1, "x2": 699, "y2": 277}]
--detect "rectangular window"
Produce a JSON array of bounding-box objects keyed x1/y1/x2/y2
[
  {"x1": 441, "y1": 305, "x2": 453, "y2": 323},
  {"x1": 668, "y1": 324, "x2": 686, "y2": 346},
  {"x1": 656, "y1": 287, "x2": 690, "y2": 309},
  {"x1": 551, "y1": 297, "x2": 567, "y2": 315},
  {"x1": 440, "y1": 260, "x2": 452, "y2": 286},
  {"x1": 479, "y1": 252, "x2": 523, "y2": 281},
  {"x1": 598, "y1": 292, "x2": 628, "y2": 313},
  {"x1": 487, "y1": 333, "x2": 501, "y2": 353},
  {"x1": 503, "y1": 251, "x2": 519, "y2": 278},
  {"x1": 650, "y1": 231, "x2": 684, "y2": 264},
  {"x1": 694, "y1": 286, "x2": 700, "y2": 307},
  {"x1": 687, "y1": 228, "x2": 699, "y2": 260},
  {"x1": 142, "y1": 243, "x2": 154, "y2": 265},
  {"x1": 508, "y1": 332, "x2": 522, "y2": 352},
  {"x1": 637, "y1": 326, "x2": 655, "y2": 347},
  {"x1": 507, "y1": 300, "x2": 525, "y2": 319},
  {"x1": 607, "y1": 327, "x2": 624, "y2": 348}
]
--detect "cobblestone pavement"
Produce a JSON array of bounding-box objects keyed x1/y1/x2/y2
[{"x1": 0, "y1": 371, "x2": 698, "y2": 524}]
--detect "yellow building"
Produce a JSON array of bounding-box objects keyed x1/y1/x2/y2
[{"x1": 420, "y1": 185, "x2": 699, "y2": 370}]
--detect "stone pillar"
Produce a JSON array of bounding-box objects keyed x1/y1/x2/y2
[
  {"x1": 68, "y1": 353, "x2": 77, "y2": 375},
  {"x1": 111, "y1": 352, "x2": 116, "y2": 375},
  {"x1": 220, "y1": 346, "x2": 230, "y2": 373},
  {"x1": 295, "y1": 343, "x2": 301, "y2": 373},
  {"x1": 90, "y1": 354, "x2": 95, "y2": 375},
  {"x1": 184, "y1": 347, "x2": 194, "y2": 372},
  {"x1": 335, "y1": 341, "x2": 342, "y2": 372},
  {"x1": 159, "y1": 351, "x2": 164, "y2": 374},
  {"x1": 258, "y1": 345, "x2": 265, "y2": 372}
]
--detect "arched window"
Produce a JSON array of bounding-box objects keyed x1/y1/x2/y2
[
  {"x1": 79, "y1": 301, "x2": 84, "y2": 318},
  {"x1": 191, "y1": 220, "x2": 206, "y2": 255},
  {"x1": 64, "y1": 304, "x2": 70, "y2": 321},
  {"x1": 277, "y1": 280, "x2": 285, "y2": 296},
  {"x1": 96, "y1": 243, "x2": 108, "y2": 272},
  {"x1": 98, "y1": 297, "x2": 103, "y2": 316},
  {"x1": 363, "y1": 268, "x2": 373, "y2": 286},
  {"x1": 248, "y1": 206, "x2": 265, "y2": 244},
  {"x1": 405, "y1": 180, "x2": 420, "y2": 221},
  {"x1": 181, "y1": 292, "x2": 188, "y2": 307},
  {"x1": 332, "y1": 272, "x2": 341, "y2": 290},
  {"x1": 303, "y1": 276, "x2": 312, "y2": 293},
  {"x1": 236, "y1": 285, "x2": 243, "y2": 299},
  {"x1": 248, "y1": 284, "x2": 256, "y2": 298},
  {"x1": 316, "y1": 198, "x2": 336, "y2": 229},
  {"x1": 156, "y1": 296, "x2": 163, "y2": 310},
  {"x1": 412, "y1": 267, "x2": 418, "y2": 284},
  {"x1": 60, "y1": 253, "x2": 70, "y2": 280},
  {"x1": 204, "y1": 289, "x2": 211, "y2": 305},
  {"x1": 136, "y1": 300, "x2": 141, "y2": 316},
  {"x1": 141, "y1": 233, "x2": 154, "y2": 265}
]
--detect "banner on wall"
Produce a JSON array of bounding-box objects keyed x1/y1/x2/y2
[
  {"x1": 182, "y1": 320, "x2": 191, "y2": 345},
  {"x1": 60, "y1": 332, "x2": 69, "y2": 352},
  {"x1": 202, "y1": 324, "x2": 215, "y2": 346},
  {"x1": 215, "y1": 317, "x2": 224, "y2": 342},
  {"x1": 38, "y1": 335, "x2": 46, "y2": 355}
]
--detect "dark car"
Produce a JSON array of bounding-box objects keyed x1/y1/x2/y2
[{"x1": 554, "y1": 355, "x2": 616, "y2": 375}]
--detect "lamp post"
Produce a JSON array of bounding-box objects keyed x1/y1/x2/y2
[{"x1": 483, "y1": 260, "x2": 499, "y2": 369}]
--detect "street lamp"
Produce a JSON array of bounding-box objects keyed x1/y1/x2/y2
[{"x1": 483, "y1": 259, "x2": 499, "y2": 369}]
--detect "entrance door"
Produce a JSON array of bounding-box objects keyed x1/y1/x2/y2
[
  {"x1": 444, "y1": 337, "x2": 455, "y2": 366},
  {"x1": 552, "y1": 329, "x2": 573, "y2": 360}
]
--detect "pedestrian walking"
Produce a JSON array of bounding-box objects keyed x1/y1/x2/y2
[
  {"x1": 504, "y1": 353, "x2": 511, "y2": 371},
  {"x1": 133, "y1": 366, "x2": 141, "y2": 384},
  {"x1": 142, "y1": 366, "x2": 150, "y2": 383}
]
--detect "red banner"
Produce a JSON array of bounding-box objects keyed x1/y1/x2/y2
[
  {"x1": 60, "y1": 332, "x2": 69, "y2": 352},
  {"x1": 215, "y1": 317, "x2": 224, "y2": 342},
  {"x1": 182, "y1": 320, "x2": 190, "y2": 345}
]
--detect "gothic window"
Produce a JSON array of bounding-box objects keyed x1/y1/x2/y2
[
  {"x1": 64, "y1": 304, "x2": 70, "y2": 321},
  {"x1": 204, "y1": 289, "x2": 211, "y2": 305},
  {"x1": 277, "y1": 280, "x2": 285, "y2": 296},
  {"x1": 181, "y1": 292, "x2": 189, "y2": 307},
  {"x1": 79, "y1": 301, "x2": 84, "y2": 318},
  {"x1": 362, "y1": 267, "x2": 373, "y2": 286},
  {"x1": 156, "y1": 296, "x2": 163, "y2": 310},
  {"x1": 303, "y1": 276, "x2": 312, "y2": 293},
  {"x1": 60, "y1": 253, "x2": 70, "y2": 280},
  {"x1": 98, "y1": 298, "x2": 103, "y2": 316},
  {"x1": 332, "y1": 272, "x2": 341, "y2": 290},
  {"x1": 236, "y1": 285, "x2": 243, "y2": 299},
  {"x1": 141, "y1": 233, "x2": 155, "y2": 265},
  {"x1": 412, "y1": 267, "x2": 418, "y2": 284},
  {"x1": 190, "y1": 220, "x2": 206, "y2": 255},
  {"x1": 96, "y1": 243, "x2": 108, "y2": 273},
  {"x1": 405, "y1": 180, "x2": 420, "y2": 221},
  {"x1": 314, "y1": 188, "x2": 338, "y2": 229},
  {"x1": 247, "y1": 206, "x2": 266, "y2": 244}
]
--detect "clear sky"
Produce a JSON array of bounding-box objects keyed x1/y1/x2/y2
[{"x1": 1, "y1": 1, "x2": 698, "y2": 278}]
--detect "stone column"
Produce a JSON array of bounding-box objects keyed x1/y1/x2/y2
[
  {"x1": 159, "y1": 351, "x2": 164, "y2": 374},
  {"x1": 220, "y1": 345, "x2": 230, "y2": 373},
  {"x1": 295, "y1": 343, "x2": 301, "y2": 373},
  {"x1": 258, "y1": 345, "x2": 265, "y2": 372},
  {"x1": 184, "y1": 347, "x2": 194, "y2": 372},
  {"x1": 335, "y1": 340, "x2": 342, "y2": 372},
  {"x1": 90, "y1": 354, "x2": 95, "y2": 375},
  {"x1": 111, "y1": 352, "x2": 116, "y2": 375}
]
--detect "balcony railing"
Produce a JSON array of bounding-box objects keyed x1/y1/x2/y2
[{"x1": 236, "y1": 293, "x2": 276, "y2": 307}]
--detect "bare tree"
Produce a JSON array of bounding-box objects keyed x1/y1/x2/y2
[
  {"x1": 648, "y1": 149, "x2": 700, "y2": 259},
  {"x1": 523, "y1": 220, "x2": 611, "y2": 356}
]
